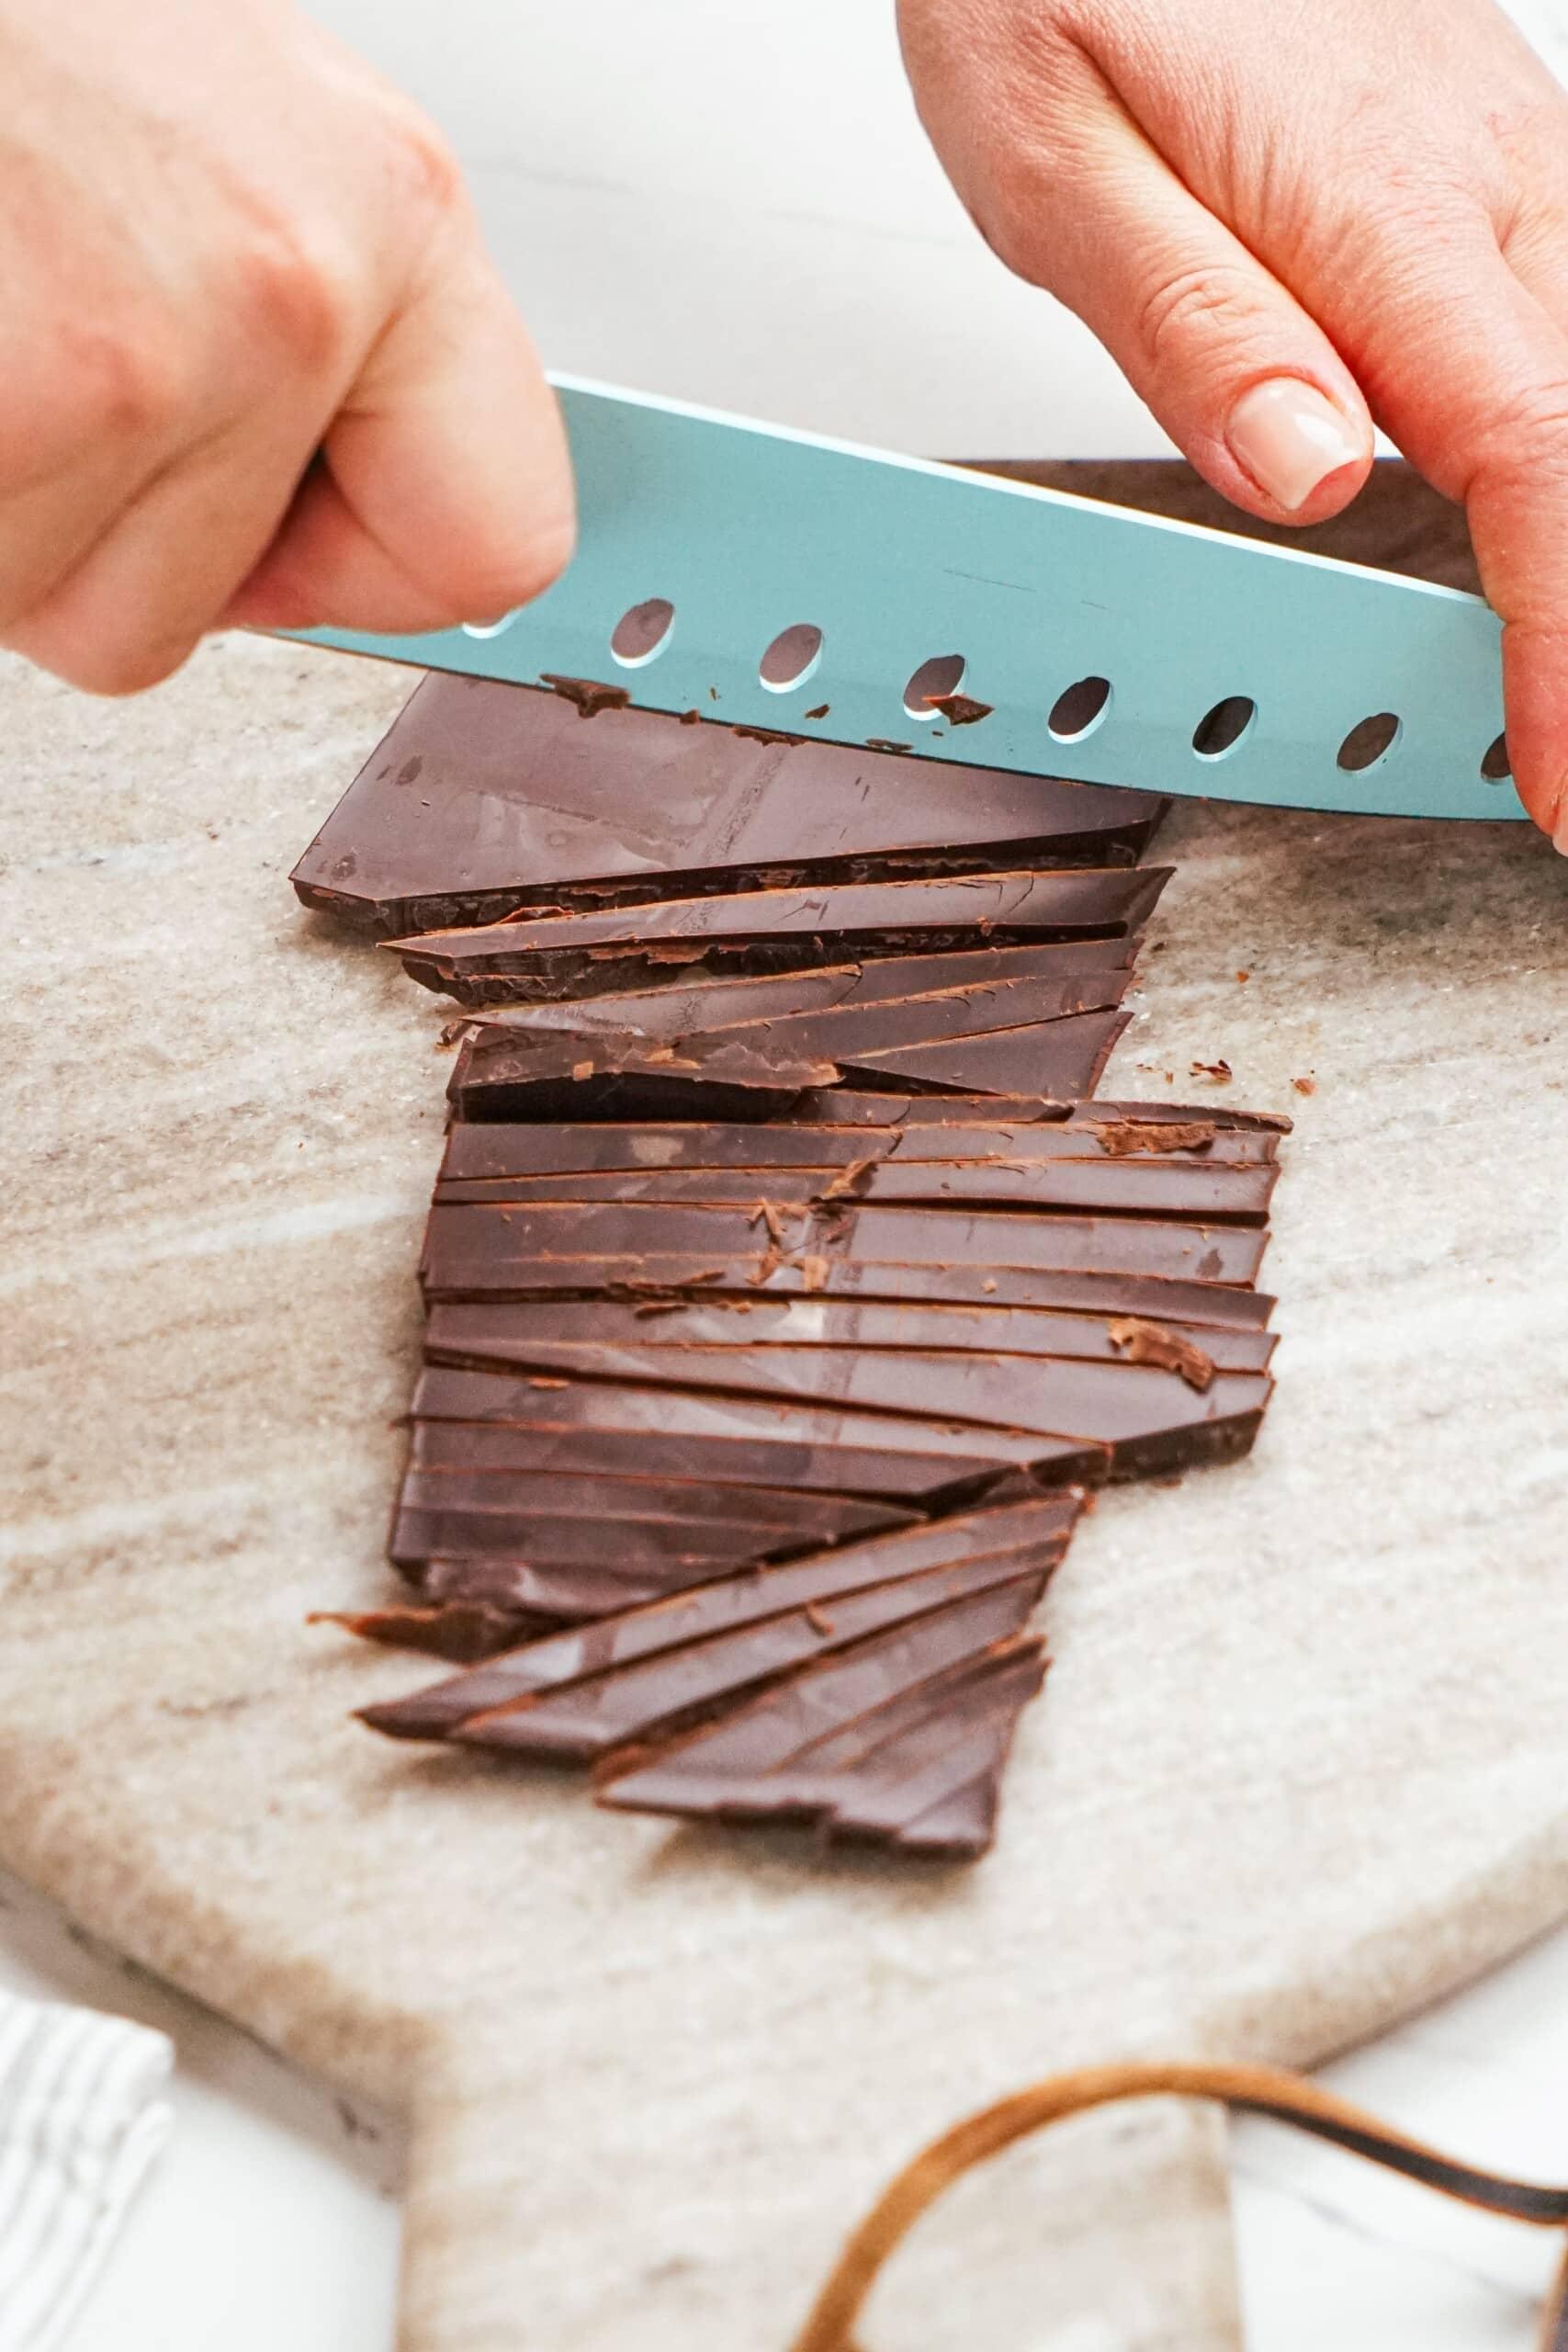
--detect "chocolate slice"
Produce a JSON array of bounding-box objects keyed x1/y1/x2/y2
[
  {"x1": 441, "y1": 1029, "x2": 834, "y2": 1123},
  {"x1": 420, "y1": 1200, "x2": 1269, "y2": 1291},
  {"x1": 423, "y1": 1311, "x2": 1272, "y2": 1475},
  {"x1": 310, "y1": 1601, "x2": 547, "y2": 1662},
  {"x1": 360, "y1": 1498, "x2": 1081, "y2": 1742},
  {"x1": 411, "y1": 1295, "x2": 1276, "y2": 1374},
  {"x1": 471, "y1": 937, "x2": 1143, "y2": 1041},
  {"x1": 428, "y1": 1153, "x2": 1276, "y2": 1223},
  {"x1": 391, "y1": 867, "x2": 1172, "y2": 1004},
  {"x1": 435, "y1": 1115, "x2": 1278, "y2": 1186},
  {"x1": 410, "y1": 1365, "x2": 1109, "y2": 1489},
  {"x1": 597, "y1": 1591, "x2": 1049, "y2": 1833},
  {"x1": 291, "y1": 673, "x2": 1166, "y2": 936}
]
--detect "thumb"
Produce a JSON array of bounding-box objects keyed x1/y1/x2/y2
[{"x1": 982, "y1": 99, "x2": 1375, "y2": 527}]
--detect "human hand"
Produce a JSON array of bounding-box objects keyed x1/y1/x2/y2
[
  {"x1": 0, "y1": 0, "x2": 571, "y2": 695},
  {"x1": 899, "y1": 0, "x2": 1568, "y2": 842}
]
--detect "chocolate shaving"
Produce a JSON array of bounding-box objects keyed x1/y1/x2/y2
[
  {"x1": 1089, "y1": 1119, "x2": 1216, "y2": 1157},
  {"x1": 925, "y1": 694, "x2": 994, "y2": 727},
  {"x1": 1107, "y1": 1316, "x2": 1215, "y2": 1393},
  {"x1": 1190, "y1": 1058, "x2": 1234, "y2": 1082},
  {"x1": 540, "y1": 674, "x2": 632, "y2": 718}
]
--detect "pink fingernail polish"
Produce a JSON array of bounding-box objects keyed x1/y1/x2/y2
[{"x1": 1226, "y1": 379, "x2": 1365, "y2": 512}]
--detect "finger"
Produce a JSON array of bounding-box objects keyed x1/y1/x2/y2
[
  {"x1": 1290, "y1": 212, "x2": 1568, "y2": 840},
  {"x1": 226, "y1": 235, "x2": 574, "y2": 634},
  {"x1": 4, "y1": 414, "x2": 318, "y2": 694},
  {"x1": 920, "y1": 51, "x2": 1374, "y2": 526}
]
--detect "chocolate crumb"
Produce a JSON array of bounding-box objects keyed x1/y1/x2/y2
[
  {"x1": 1190, "y1": 1058, "x2": 1234, "y2": 1083},
  {"x1": 866, "y1": 740, "x2": 913, "y2": 753},
  {"x1": 1108, "y1": 1316, "x2": 1216, "y2": 1393},
  {"x1": 925, "y1": 693, "x2": 994, "y2": 727},
  {"x1": 1235, "y1": 969, "x2": 1250, "y2": 983},
  {"x1": 732, "y1": 725, "x2": 794, "y2": 746},
  {"x1": 540, "y1": 673, "x2": 632, "y2": 718},
  {"x1": 527, "y1": 1376, "x2": 570, "y2": 1390},
  {"x1": 804, "y1": 703, "x2": 829, "y2": 720},
  {"x1": 1292, "y1": 1075, "x2": 1317, "y2": 1096},
  {"x1": 1092, "y1": 1119, "x2": 1216, "y2": 1157},
  {"x1": 679, "y1": 708, "x2": 703, "y2": 726},
  {"x1": 804, "y1": 1604, "x2": 836, "y2": 1636}
]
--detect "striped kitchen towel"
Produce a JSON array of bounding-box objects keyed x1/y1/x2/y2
[{"x1": 0, "y1": 1991, "x2": 174, "y2": 2351}]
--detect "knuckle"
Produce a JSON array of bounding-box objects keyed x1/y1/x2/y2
[
  {"x1": 228, "y1": 213, "x2": 354, "y2": 379},
  {"x1": 40, "y1": 629, "x2": 195, "y2": 698},
  {"x1": 1134, "y1": 262, "x2": 1272, "y2": 378},
  {"x1": 376, "y1": 101, "x2": 467, "y2": 226},
  {"x1": 1463, "y1": 379, "x2": 1568, "y2": 493},
  {"x1": 53, "y1": 320, "x2": 187, "y2": 448}
]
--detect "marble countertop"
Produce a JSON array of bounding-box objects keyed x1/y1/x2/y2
[{"x1": 7, "y1": 0, "x2": 1568, "y2": 2342}]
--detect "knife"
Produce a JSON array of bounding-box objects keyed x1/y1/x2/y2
[{"x1": 289, "y1": 376, "x2": 1518, "y2": 822}]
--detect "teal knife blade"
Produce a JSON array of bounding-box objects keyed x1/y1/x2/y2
[{"x1": 289, "y1": 376, "x2": 1518, "y2": 821}]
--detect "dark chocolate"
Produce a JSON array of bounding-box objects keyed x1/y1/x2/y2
[
  {"x1": 290, "y1": 676, "x2": 1165, "y2": 935},
  {"x1": 360, "y1": 1498, "x2": 1082, "y2": 1743},
  {"x1": 310, "y1": 1601, "x2": 547, "y2": 1661},
  {"x1": 391, "y1": 867, "x2": 1172, "y2": 1004},
  {"x1": 441, "y1": 1028, "x2": 832, "y2": 1124}
]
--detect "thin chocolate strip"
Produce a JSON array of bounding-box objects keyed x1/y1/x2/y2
[
  {"x1": 361, "y1": 1499, "x2": 1082, "y2": 1742},
  {"x1": 423, "y1": 1315, "x2": 1271, "y2": 1472},
  {"x1": 450, "y1": 1549, "x2": 1059, "y2": 1761},
  {"x1": 418, "y1": 1250, "x2": 1276, "y2": 1330},
  {"x1": 411, "y1": 1295, "x2": 1272, "y2": 1374},
  {"x1": 475, "y1": 938, "x2": 1143, "y2": 1039},
  {"x1": 420, "y1": 1200, "x2": 1269, "y2": 1286},
  {"x1": 428, "y1": 1158, "x2": 1277, "y2": 1222},
  {"x1": 597, "y1": 1586, "x2": 1046, "y2": 1816},
  {"x1": 393, "y1": 867, "x2": 1173, "y2": 1002},
  {"x1": 310, "y1": 1601, "x2": 548, "y2": 1663},
  {"x1": 780, "y1": 1091, "x2": 1292, "y2": 1136},
  {"x1": 291, "y1": 672, "x2": 1166, "y2": 935},
  {"x1": 398, "y1": 1466, "x2": 907, "y2": 1542},
  {"x1": 435, "y1": 1116, "x2": 1278, "y2": 1184}
]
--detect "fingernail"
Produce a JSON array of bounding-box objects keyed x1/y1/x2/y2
[{"x1": 1225, "y1": 379, "x2": 1364, "y2": 512}]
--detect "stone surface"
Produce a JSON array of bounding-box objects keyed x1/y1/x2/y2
[{"x1": 6, "y1": 633, "x2": 1568, "y2": 2348}]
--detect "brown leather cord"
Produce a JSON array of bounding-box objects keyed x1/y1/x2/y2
[{"x1": 787, "y1": 2060, "x2": 1568, "y2": 2352}]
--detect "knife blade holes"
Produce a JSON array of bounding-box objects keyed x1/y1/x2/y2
[
  {"x1": 1047, "y1": 675, "x2": 1112, "y2": 741},
  {"x1": 1337, "y1": 712, "x2": 1401, "y2": 772},
  {"x1": 1192, "y1": 696, "x2": 1257, "y2": 760},
  {"x1": 759, "y1": 623, "x2": 824, "y2": 693},
  {"x1": 461, "y1": 613, "x2": 519, "y2": 639},
  {"x1": 1481, "y1": 732, "x2": 1512, "y2": 783},
  {"x1": 610, "y1": 597, "x2": 675, "y2": 666},
  {"x1": 903, "y1": 653, "x2": 965, "y2": 719}
]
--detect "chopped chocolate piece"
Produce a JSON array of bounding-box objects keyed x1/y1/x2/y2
[
  {"x1": 1190, "y1": 1058, "x2": 1234, "y2": 1082},
  {"x1": 290, "y1": 673, "x2": 1165, "y2": 935},
  {"x1": 413, "y1": 1295, "x2": 1274, "y2": 1375},
  {"x1": 924, "y1": 694, "x2": 994, "y2": 727},
  {"x1": 447, "y1": 1549, "x2": 1055, "y2": 1761},
  {"x1": 1107, "y1": 1316, "x2": 1217, "y2": 1393},
  {"x1": 804, "y1": 703, "x2": 829, "y2": 720},
  {"x1": 446, "y1": 1028, "x2": 833, "y2": 1123},
  {"x1": 423, "y1": 1310, "x2": 1272, "y2": 1475},
  {"x1": 368, "y1": 1506, "x2": 1075, "y2": 1741},
  {"x1": 468, "y1": 938, "x2": 1145, "y2": 1045},
  {"x1": 398, "y1": 1465, "x2": 904, "y2": 1545},
  {"x1": 426, "y1": 1154, "x2": 1275, "y2": 1222},
  {"x1": 420, "y1": 1199, "x2": 1269, "y2": 1289},
  {"x1": 1292, "y1": 1075, "x2": 1317, "y2": 1096},
  {"x1": 309, "y1": 1602, "x2": 545, "y2": 1661},
  {"x1": 389, "y1": 867, "x2": 1173, "y2": 1005},
  {"x1": 539, "y1": 674, "x2": 633, "y2": 717},
  {"x1": 410, "y1": 1364, "x2": 1108, "y2": 1487},
  {"x1": 837, "y1": 1006, "x2": 1130, "y2": 1098},
  {"x1": 365, "y1": 1494, "x2": 1084, "y2": 1742},
  {"x1": 597, "y1": 1587, "x2": 1046, "y2": 1819}
]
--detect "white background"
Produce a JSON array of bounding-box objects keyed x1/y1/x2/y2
[{"x1": 10, "y1": 1, "x2": 1568, "y2": 2345}]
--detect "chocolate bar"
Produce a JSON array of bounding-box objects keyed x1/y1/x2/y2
[
  {"x1": 391, "y1": 866, "x2": 1172, "y2": 1004},
  {"x1": 290, "y1": 673, "x2": 1166, "y2": 935}
]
